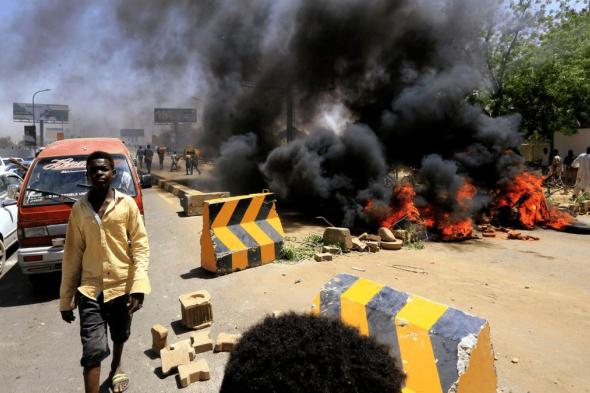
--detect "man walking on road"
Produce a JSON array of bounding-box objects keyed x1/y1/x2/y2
[
  {"x1": 157, "y1": 146, "x2": 165, "y2": 169},
  {"x1": 136, "y1": 146, "x2": 144, "y2": 170},
  {"x1": 144, "y1": 144, "x2": 154, "y2": 174},
  {"x1": 60, "y1": 150, "x2": 151, "y2": 393}
]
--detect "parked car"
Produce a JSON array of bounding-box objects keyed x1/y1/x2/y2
[
  {"x1": 0, "y1": 172, "x2": 23, "y2": 274},
  {"x1": 16, "y1": 138, "x2": 144, "y2": 284}
]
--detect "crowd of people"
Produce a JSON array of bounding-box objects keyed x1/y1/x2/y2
[
  {"x1": 542, "y1": 146, "x2": 590, "y2": 198},
  {"x1": 135, "y1": 145, "x2": 202, "y2": 175}
]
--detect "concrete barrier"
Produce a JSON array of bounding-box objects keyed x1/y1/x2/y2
[
  {"x1": 200, "y1": 192, "x2": 285, "y2": 274},
  {"x1": 180, "y1": 191, "x2": 230, "y2": 216},
  {"x1": 312, "y1": 274, "x2": 496, "y2": 393}
]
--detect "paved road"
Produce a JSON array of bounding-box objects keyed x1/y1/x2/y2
[{"x1": 0, "y1": 187, "x2": 256, "y2": 392}]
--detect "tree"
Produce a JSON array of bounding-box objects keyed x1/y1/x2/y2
[
  {"x1": 479, "y1": 1, "x2": 590, "y2": 142},
  {"x1": 503, "y1": 8, "x2": 590, "y2": 141}
]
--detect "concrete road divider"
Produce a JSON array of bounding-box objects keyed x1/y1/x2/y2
[
  {"x1": 312, "y1": 274, "x2": 496, "y2": 393},
  {"x1": 201, "y1": 192, "x2": 285, "y2": 274},
  {"x1": 180, "y1": 191, "x2": 230, "y2": 216}
]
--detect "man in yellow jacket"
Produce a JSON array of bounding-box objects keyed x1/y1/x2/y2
[{"x1": 60, "y1": 150, "x2": 150, "y2": 393}]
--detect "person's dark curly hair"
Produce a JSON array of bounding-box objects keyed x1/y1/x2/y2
[
  {"x1": 220, "y1": 313, "x2": 405, "y2": 393},
  {"x1": 86, "y1": 150, "x2": 114, "y2": 170}
]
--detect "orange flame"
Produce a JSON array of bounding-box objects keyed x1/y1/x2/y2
[
  {"x1": 494, "y1": 172, "x2": 573, "y2": 230},
  {"x1": 419, "y1": 180, "x2": 476, "y2": 241},
  {"x1": 364, "y1": 180, "x2": 476, "y2": 241}
]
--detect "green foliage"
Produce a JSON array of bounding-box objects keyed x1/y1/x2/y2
[
  {"x1": 480, "y1": 2, "x2": 590, "y2": 140},
  {"x1": 280, "y1": 234, "x2": 324, "y2": 262}
]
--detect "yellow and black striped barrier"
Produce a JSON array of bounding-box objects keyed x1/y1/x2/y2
[
  {"x1": 312, "y1": 274, "x2": 496, "y2": 393},
  {"x1": 200, "y1": 192, "x2": 285, "y2": 274}
]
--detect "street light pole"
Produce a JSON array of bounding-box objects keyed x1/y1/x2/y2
[{"x1": 32, "y1": 88, "x2": 51, "y2": 147}]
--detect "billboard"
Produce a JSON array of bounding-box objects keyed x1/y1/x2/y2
[
  {"x1": 13, "y1": 103, "x2": 69, "y2": 123},
  {"x1": 154, "y1": 108, "x2": 196, "y2": 124},
  {"x1": 24, "y1": 125, "x2": 36, "y2": 147}
]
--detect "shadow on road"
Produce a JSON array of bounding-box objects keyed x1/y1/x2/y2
[
  {"x1": 170, "y1": 319, "x2": 193, "y2": 335},
  {"x1": 0, "y1": 246, "x2": 60, "y2": 307},
  {"x1": 180, "y1": 267, "x2": 217, "y2": 280}
]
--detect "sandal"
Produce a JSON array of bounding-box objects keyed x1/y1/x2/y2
[{"x1": 111, "y1": 373, "x2": 129, "y2": 393}]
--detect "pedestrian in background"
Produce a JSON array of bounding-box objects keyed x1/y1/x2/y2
[
  {"x1": 541, "y1": 147, "x2": 549, "y2": 175},
  {"x1": 144, "y1": 145, "x2": 154, "y2": 174},
  {"x1": 192, "y1": 149, "x2": 201, "y2": 175},
  {"x1": 572, "y1": 146, "x2": 590, "y2": 199},
  {"x1": 184, "y1": 148, "x2": 193, "y2": 175},
  {"x1": 157, "y1": 146, "x2": 165, "y2": 170},
  {"x1": 170, "y1": 151, "x2": 179, "y2": 171},
  {"x1": 60, "y1": 150, "x2": 150, "y2": 393},
  {"x1": 136, "y1": 146, "x2": 144, "y2": 170}
]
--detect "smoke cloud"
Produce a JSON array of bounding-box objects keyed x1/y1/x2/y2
[{"x1": 2, "y1": 0, "x2": 526, "y2": 227}]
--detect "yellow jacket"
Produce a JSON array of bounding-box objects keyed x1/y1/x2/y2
[{"x1": 59, "y1": 189, "x2": 150, "y2": 311}]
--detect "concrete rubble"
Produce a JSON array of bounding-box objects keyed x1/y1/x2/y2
[
  {"x1": 314, "y1": 252, "x2": 333, "y2": 262},
  {"x1": 366, "y1": 241, "x2": 380, "y2": 252},
  {"x1": 322, "y1": 245, "x2": 340, "y2": 254},
  {"x1": 322, "y1": 227, "x2": 353, "y2": 252}
]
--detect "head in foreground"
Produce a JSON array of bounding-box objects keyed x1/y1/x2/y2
[{"x1": 220, "y1": 313, "x2": 405, "y2": 393}]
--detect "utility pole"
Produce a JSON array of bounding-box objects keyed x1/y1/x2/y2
[{"x1": 32, "y1": 88, "x2": 51, "y2": 147}]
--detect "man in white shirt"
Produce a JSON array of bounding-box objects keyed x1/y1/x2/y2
[{"x1": 572, "y1": 147, "x2": 590, "y2": 198}]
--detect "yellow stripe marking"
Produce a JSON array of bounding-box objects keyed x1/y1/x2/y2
[
  {"x1": 395, "y1": 296, "x2": 447, "y2": 393},
  {"x1": 211, "y1": 200, "x2": 238, "y2": 228},
  {"x1": 259, "y1": 243, "x2": 276, "y2": 263},
  {"x1": 231, "y1": 250, "x2": 248, "y2": 270},
  {"x1": 241, "y1": 195, "x2": 265, "y2": 223},
  {"x1": 267, "y1": 217, "x2": 285, "y2": 237},
  {"x1": 241, "y1": 221, "x2": 277, "y2": 263},
  {"x1": 340, "y1": 279, "x2": 382, "y2": 336},
  {"x1": 311, "y1": 293, "x2": 321, "y2": 316},
  {"x1": 212, "y1": 227, "x2": 247, "y2": 251},
  {"x1": 241, "y1": 222, "x2": 274, "y2": 245}
]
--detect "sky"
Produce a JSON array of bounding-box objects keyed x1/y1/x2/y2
[
  {"x1": 0, "y1": 0, "x2": 584, "y2": 144},
  {"x1": 0, "y1": 0, "x2": 206, "y2": 142}
]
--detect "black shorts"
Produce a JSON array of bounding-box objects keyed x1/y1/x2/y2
[{"x1": 78, "y1": 292, "x2": 133, "y2": 367}]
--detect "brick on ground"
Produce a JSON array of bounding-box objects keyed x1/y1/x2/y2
[
  {"x1": 190, "y1": 331, "x2": 213, "y2": 354},
  {"x1": 160, "y1": 348, "x2": 195, "y2": 376},
  {"x1": 177, "y1": 359, "x2": 211, "y2": 387},
  {"x1": 170, "y1": 338, "x2": 194, "y2": 355},
  {"x1": 214, "y1": 333, "x2": 241, "y2": 353},
  {"x1": 366, "y1": 241, "x2": 380, "y2": 252},
  {"x1": 314, "y1": 252, "x2": 333, "y2": 262},
  {"x1": 322, "y1": 245, "x2": 340, "y2": 254},
  {"x1": 151, "y1": 324, "x2": 169, "y2": 355},
  {"x1": 351, "y1": 237, "x2": 367, "y2": 252}
]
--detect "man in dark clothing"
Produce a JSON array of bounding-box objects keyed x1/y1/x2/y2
[
  {"x1": 144, "y1": 145, "x2": 154, "y2": 174},
  {"x1": 157, "y1": 146, "x2": 165, "y2": 170}
]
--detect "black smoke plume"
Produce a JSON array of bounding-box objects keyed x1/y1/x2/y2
[{"x1": 113, "y1": 0, "x2": 524, "y2": 226}]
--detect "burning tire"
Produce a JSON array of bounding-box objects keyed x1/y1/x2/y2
[
  {"x1": 563, "y1": 220, "x2": 590, "y2": 235},
  {"x1": 380, "y1": 239, "x2": 403, "y2": 250}
]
